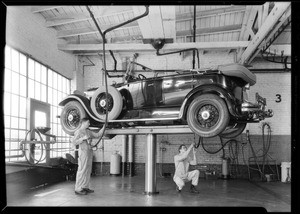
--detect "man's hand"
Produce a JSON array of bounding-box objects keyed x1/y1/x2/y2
[
  {"x1": 192, "y1": 147, "x2": 197, "y2": 155},
  {"x1": 81, "y1": 135, "x2": 89, "y2": 141}
]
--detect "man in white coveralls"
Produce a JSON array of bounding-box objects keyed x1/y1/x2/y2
[
  {"x1": 72, "y1": 118, "x2": 105, "y2": 195},
  {"x1": 173, "y1": 142, "x2": 200, "y2": 193}
]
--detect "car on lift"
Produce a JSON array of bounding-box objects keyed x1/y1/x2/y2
[{"x1": 59, "y1": 63, "x2": 273, "y2": 139}]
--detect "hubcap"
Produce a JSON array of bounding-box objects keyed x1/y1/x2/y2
[
  {"x1": 95, "y1": 93, "x2": 114, "y2": 114},
  {"x1": 201, "y1": 111, "x2": 210, "y2": 120},
  {"x1": 66, "y1": 109, "x2": 80, "y2": 129},
  {"x1": 100, "y1": 100, "x2": 106, "y2": 107},
  {"x1": 197, "y1": 104, "x2": 219, "y2": 128},
  {"x1": 67, "y1": 114, "x2": 74, "y2": 121}
]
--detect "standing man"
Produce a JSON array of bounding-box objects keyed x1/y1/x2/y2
[
  {"x1": 72, "y1": 118, "x2": 105, "y2": 195},
  {"x1": 173, "y1": 142, "x2": 200, "y2": 193}
]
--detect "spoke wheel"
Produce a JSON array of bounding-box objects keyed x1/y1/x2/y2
[
  {"x1": 187, "y1": 94, "x2": 229, "y2": 138},
  {"x1": 60, "y1": 101, "x2": 87, "y2": 136}
]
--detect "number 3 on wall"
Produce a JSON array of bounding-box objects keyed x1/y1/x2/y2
[{"x1": 275, "y1": 94, "x2": 281, "y2": 103}]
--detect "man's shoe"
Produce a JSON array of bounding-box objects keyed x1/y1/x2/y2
[
  {"x1": 190, "y1": 185, "x2": 199, "y2": 194},
  {"x1": 176, "y1": 186, "x2": 181, "y2": 193},
  {"x1": 82, "y1": 188, "x2": 94, "y2": 193},
  {"x1": 75, "y1": 190, "x2": 87, "y2": 195}
]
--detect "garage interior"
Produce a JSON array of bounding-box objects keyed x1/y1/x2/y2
[{"x1": 2, "y1": 2, "x2": 294, "y2": 212}]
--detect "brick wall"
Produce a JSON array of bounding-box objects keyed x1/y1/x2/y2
[
  {"x1": 93, "y1": 133, "x2": 290, "y2": 162},
  {"x1": 247, "y1": 72, "x2": 291, "y2": 135}
]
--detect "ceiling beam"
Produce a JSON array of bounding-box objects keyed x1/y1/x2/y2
[
  {"x1": 31, "y1": 6, "x2": 63, "y2": 13},
  {"x1": 239, "y1": 6, "x2": 260, "y2": 41},
  {"x1": 45, "y1": 8, "x2": 134, "y2": 27},
  {"x1": 248, "y1": 11, "x2": 291, "y2": 64},
  {"x1": 58, "y1": 41, "x2": 249, "y2": 52},
  {"x1": 177, "y1": 24, "x2": 242, "y2": 37},
  {"x1": 56, "y1": 21, "x2": 139, "y2": 38},
  {"x1": 161, "y1": 6, "x2": 176, "y2": 41},
  {"x1": 176, "y1": 5, "x2": 246, "y2": 21},
  {"x1": 133, "y1": 6, "x2": 175, "y2": 40},
  {"x1": 236, "y1": 5, "x2": 259, "y2": 62},
  {"x1": 259, "y1": 6, "x2": 291, "y2": 51},
  {"x1": 238, "y1": 2, "x2": 290, "y2": 65},
  {"x1": 69, "y1": 34, "x2": 144, "y2": 44},
  {"x1": 261, "y1": 2, "x2": 270, "y2": 24}
]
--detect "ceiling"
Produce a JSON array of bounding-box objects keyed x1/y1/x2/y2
[{"x1": 31, "y1": 3, "x2": 291, "y2": 65}]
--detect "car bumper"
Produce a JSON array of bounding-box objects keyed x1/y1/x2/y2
[{"x1": 241, "y1": 93, "x2": 273, "y2": 121}]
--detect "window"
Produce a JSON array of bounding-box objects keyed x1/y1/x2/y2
[
  {"x1": 4, "y1": 46, "x2": 72, "y2": 162},
  {"x1": 35, "y1": 111, "x2": 47, "y2": 127}
]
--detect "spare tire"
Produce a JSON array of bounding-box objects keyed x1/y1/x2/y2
[{"x1": 90, "y1": 86, "x2": 123, "y2": 121}]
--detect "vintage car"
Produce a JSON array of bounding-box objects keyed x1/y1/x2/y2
[{"x1": 59, "y1": 63, "x2": 273, "y2": 138}]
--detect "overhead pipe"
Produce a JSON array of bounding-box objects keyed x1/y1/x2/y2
[
  {"x1": 156, "y1": 47, "x2": 200, "y2": 69},
  {"x1": 192, "y1": 5, "x2": 196, "y2": 69},
  {"x1": 85, "y1": 5, "x2": 149, "y2": 149},
  {"x1": 86, "y1": 6, "x2": 109, "y2": 149},
  {"x1": 103, "y1": 6, "x2": 149, "y2": 36},
  {"x1": 128, "y1": 135, "x2": 134, "y2": 177}
]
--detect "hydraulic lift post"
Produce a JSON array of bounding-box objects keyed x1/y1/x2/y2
[{"x1": 103, "y1": 125, "x2": 193, "y2": 195}]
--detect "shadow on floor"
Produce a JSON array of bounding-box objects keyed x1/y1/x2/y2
[{"x1": 5, "y1": 175, "x2": 291, "y2": 212}]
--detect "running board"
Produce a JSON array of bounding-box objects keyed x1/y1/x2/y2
[{"x1": 108, "y1": 117, "x2": 180, "y2": 123}]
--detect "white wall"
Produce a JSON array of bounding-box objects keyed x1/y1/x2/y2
[{"x1": 5, "y1": 6, "x2": 75, "y2": 79}]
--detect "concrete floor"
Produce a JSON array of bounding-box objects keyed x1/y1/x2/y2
[{"x1": 5, "y1": 175, "x2": 290, "y2": 211}]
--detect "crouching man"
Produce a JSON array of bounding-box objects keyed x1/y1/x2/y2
[{"x1": 173, "y1": 142, "x2": 200, "y2": 194}]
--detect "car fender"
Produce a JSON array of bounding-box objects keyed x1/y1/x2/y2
[
  {"x1": 59, "y1": 94, "x2": 103, "y2": 122},
  {"x1": 179, "y1": 84, "x2": 239, "y2": 119}
]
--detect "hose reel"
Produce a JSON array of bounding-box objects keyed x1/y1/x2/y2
[{"x1": 20, "y1": 128, "x2": 56, "y2": 165}]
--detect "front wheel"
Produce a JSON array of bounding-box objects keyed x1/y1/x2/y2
[
  {"x1": 187, "y1": 94, "x2": 230, "y2": 138},
  {"x1": 60, "y1": 101, "x2": 87, "y2": 136}
]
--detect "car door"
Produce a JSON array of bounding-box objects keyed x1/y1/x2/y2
[
  {"x1": 143, "y1": 78, "x2": 163, "y2": 107},
  {"x1": 162, "y1": 74, "x2": 195, "y2": 106}
]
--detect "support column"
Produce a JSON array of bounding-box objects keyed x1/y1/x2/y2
[
  {"x1": 144, "y1": 134, "x2": 159, "y2": 195},
  {"x1": 121, "y1": 135, "x2": 127, "y2": 176},
  {"x1": 128, "y1": 135, "x2": 134, "y2": 177}
]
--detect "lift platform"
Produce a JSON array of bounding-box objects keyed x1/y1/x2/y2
[{"x1": 104, "y1": 125, "x2": 193, "y2": 135}]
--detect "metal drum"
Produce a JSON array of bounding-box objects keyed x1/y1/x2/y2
[{"x1": 110, "y1": 151, "x2": 121, "y2": 176}]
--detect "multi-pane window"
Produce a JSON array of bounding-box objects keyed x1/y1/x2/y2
[{"x1": 4, "y1": 45, "x2": 72, "y2": 162}]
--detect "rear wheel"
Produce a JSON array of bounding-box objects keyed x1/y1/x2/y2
[
  {"x1": 219, "y1": 123, "x2": 246, "y2": 139},
  {"x1": 187, "y1": 94, "x2": 229, "y2": 138},
  {"x1": 60, "y1": 101, "x2": 87, "y2": 136},
  {"x1": 91, "y1": 86, "x2": 123, "y2": 121}
]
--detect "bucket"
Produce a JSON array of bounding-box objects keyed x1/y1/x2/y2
[{"x1": 281, "y1": 162, "x2": 291, "y2": 182}]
